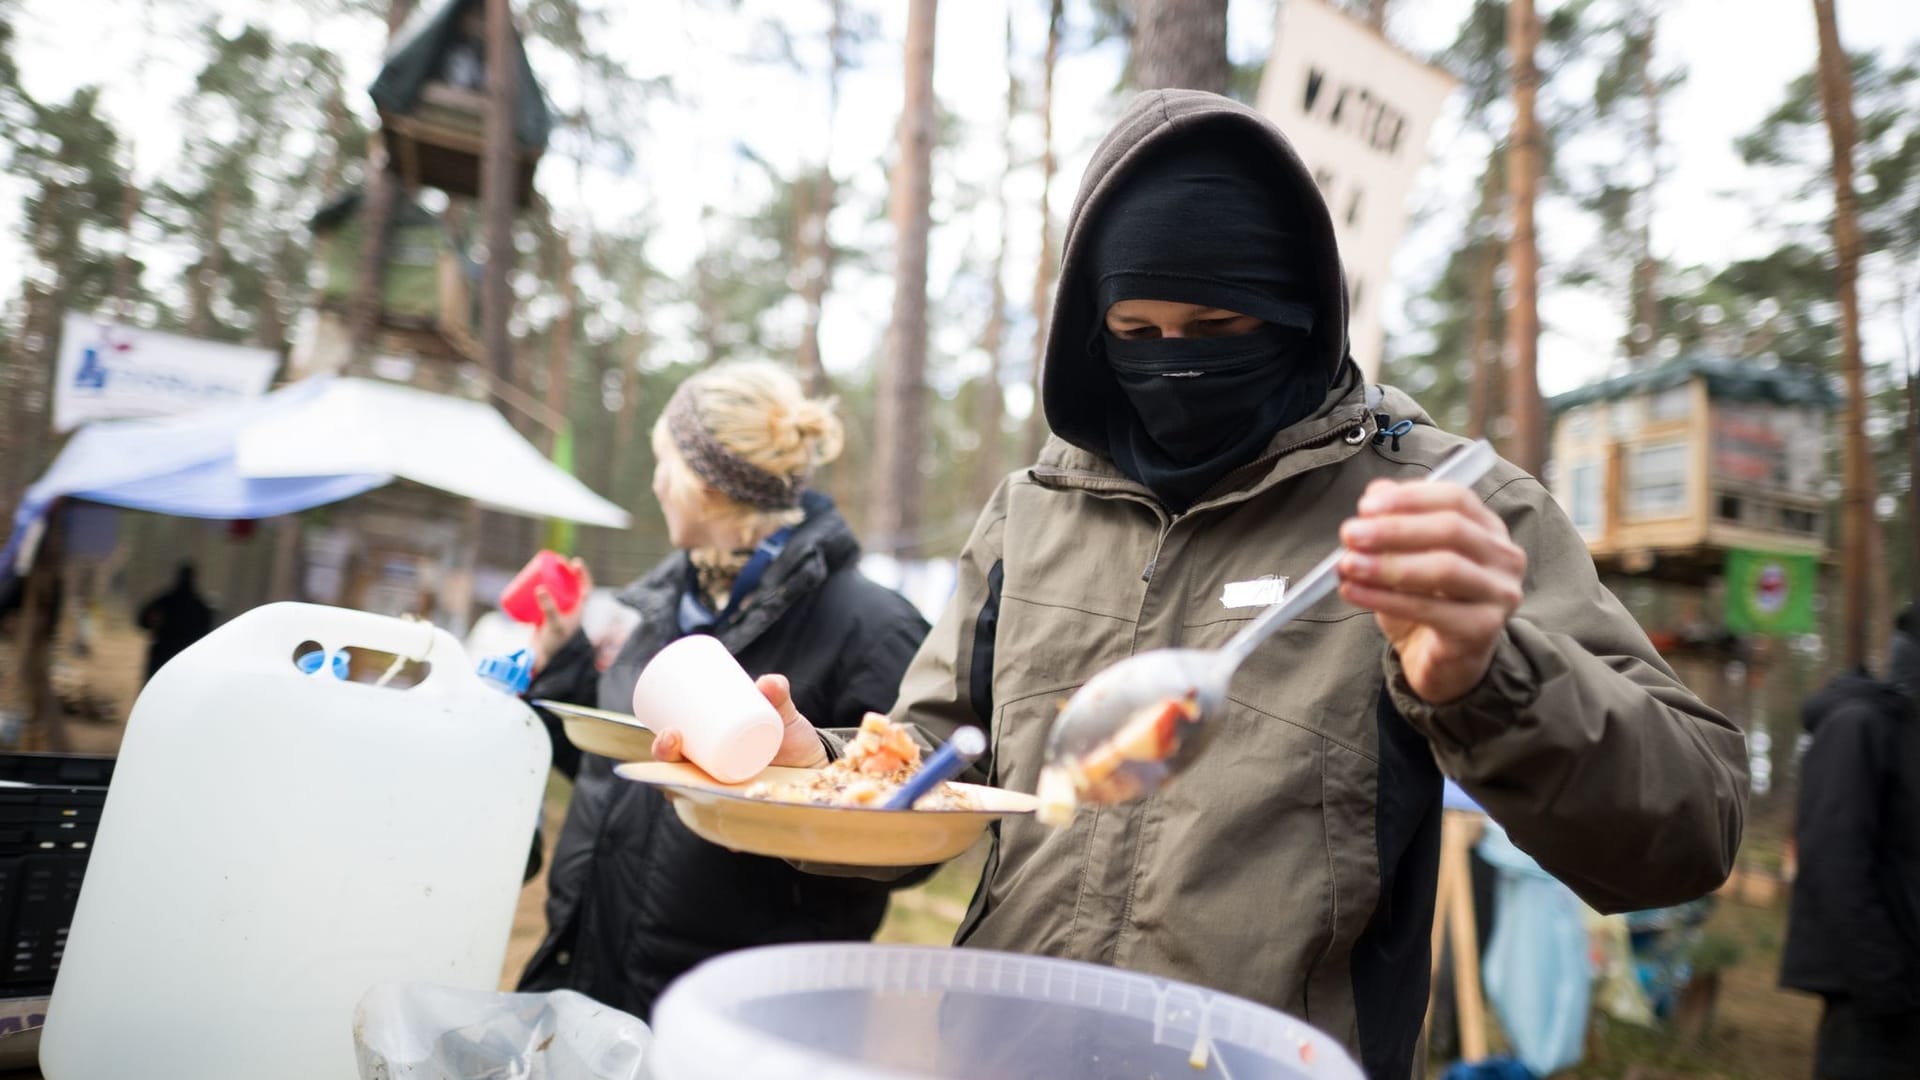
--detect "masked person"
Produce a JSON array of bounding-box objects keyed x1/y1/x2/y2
[
  {"x1": 667, "y1": 92, "x2": 1748, "y2": 1079},
  {"x1": 517, "y1": 361, "x2": 929, "y2": 1021}
]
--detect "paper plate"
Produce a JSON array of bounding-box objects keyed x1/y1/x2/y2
[
  {"x1": 535, "y1": 700, "x2": 657, "y2": 763},
  {"x1": 614, "y1": 761, "x2": 1038, "y2": 866}
]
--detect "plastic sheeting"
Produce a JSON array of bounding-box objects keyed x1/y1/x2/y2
[
  {"x1": 353, "y1": 983, "x2": 648, "y2": 1080},
  {"x1": 5, "y1": 377, "x2": 629, "y2": 576},
  {"x1": 233, "y1": 378, "x2": 628, "y2": 529},
  {"x1": 1477, "y1": 823, "x2": 1591, "y2": 1078},
  {"x1": 4, "y1": 380, "x2": 384, "y2": 575}
]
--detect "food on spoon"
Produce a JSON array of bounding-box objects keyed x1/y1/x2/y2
[
  {"x1": 745, "y1": 715, "x2": 980, "y2": 810},
  {"x1": 1037, "y1": 691, "x2": 1202, "y2": 827}
]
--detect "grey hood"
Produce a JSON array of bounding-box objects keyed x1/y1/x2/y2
[{"x1": 1040, "y1": 89, "x2": 1351, "y2": 458}]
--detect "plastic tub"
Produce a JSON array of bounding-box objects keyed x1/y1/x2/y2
[{"x1": 647, "y1": 944, "x2": 1363, "y2": 1080}]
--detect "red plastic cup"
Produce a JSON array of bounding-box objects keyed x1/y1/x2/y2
[{"x1": 500, "y1": 550, "x2": 583, "y2": 625}]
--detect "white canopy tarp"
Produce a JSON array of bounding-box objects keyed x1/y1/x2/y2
[
  {"x1": 234, "y1": 378, "x2": 630, "y2": 529},
  {"x1": 6, "y1": 376, "x2": 629, "y2": 576}
]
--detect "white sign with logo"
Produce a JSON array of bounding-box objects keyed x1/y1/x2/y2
[
  {"x1": 1255, "y1": 0, "x2": 1457, "y2": 380},
  {"x1": 53, "y1": 312, "x2": 279, "y2": 433}
]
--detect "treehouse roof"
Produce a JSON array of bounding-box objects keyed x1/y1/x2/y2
[
  {"x1": 369, "y1": 0, "x2": 552, "y2": 153},
  {"x1": 1548, "y1": 354, "x2": 1839, "y2": 414}
]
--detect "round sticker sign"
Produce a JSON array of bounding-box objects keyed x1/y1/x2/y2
[{"x1": 1754, "y1": 562, "x2": 1789, "y2": 615}]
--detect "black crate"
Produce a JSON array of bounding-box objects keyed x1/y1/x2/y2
[{"x1": 0, "y1": 754, "x2": 112, "y2": 998}]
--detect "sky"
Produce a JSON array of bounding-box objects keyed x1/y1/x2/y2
[{"x1": 8, "y1": 0, "x2": 1920, "y2": 413}]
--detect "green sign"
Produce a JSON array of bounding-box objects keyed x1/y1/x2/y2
[{"x1": 1724, "y1": 549, "x2": 1818, "y2": 635}]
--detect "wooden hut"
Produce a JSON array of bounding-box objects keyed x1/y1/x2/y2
[
  {"x1": 1547, "y1": 355, "x2": 1836, "y2": 584},
  {"x1": 289, "y1": 188, "x2": 484, "y2": 393},
  {"x1": 368, "y1": 0, "x2": 551, "y2": 206}
]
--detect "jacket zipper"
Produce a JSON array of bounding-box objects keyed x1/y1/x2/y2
[{"x1": 1141, "y1": 519, "x2": 1174, "y2": 583}]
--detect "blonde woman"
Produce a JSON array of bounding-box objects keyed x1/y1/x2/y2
[{"x1": 517, "y1": 361, "x2": 928, "y2": 1019}]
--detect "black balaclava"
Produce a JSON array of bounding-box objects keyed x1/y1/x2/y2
[{"x1": 1084, "y1": 133, "x2": 1323, "y2": 512}]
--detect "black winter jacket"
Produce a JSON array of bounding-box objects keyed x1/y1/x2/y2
[
  {"x1": 1781, "y1": 632, "x2": 1920, "y2": 1016},
  {"x1": 516, "y1": 495, "x2": 929, "y2": 1019}
]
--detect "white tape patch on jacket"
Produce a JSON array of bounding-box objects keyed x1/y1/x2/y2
[{"x1": 1221, "y1": 576, "x2": 1288, "y2": 609}]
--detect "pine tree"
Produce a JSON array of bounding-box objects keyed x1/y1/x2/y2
[
  {"x1": 1583, "y1": 0, "x2": 1683, "y2": 367},
  {"x1": 1740, "y1": 40, "x2": 1919, "y2": 665},
  {"x1": 157, "y1": 21, "x2": 352, "y2": 350},
  {"x1": 1132, "y1": 0, "x2": 1228, "y2": 94},
  {"x1": 1023, "y1": 0, "x2": 1063, "y2": 460},
  {"x1": 868, "y1": 0, "x2": 938, "y2": 557}
]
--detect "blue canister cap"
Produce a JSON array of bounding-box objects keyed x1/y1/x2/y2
[
  {"x1": 476, "y1": 648, "x2": 534, "y2": 695},
  {"x1": 297, "y1": 649, "x2": 350, "y2": 680}
]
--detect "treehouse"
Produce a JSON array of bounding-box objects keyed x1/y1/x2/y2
[
  {"x1": 288, "y1": 187, "x2": 484, "y2": 392},
  {"x1": 368, "y1": 0, "x2": 551, "y2": 206},
  {"x1": 1548, "y1": 355, "x2": 1836, "y2": 585}
]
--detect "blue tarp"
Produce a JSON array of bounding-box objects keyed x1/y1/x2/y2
[
  {"x1": 1478, "y1": 823, "x2": 1591, "y2": 1077},
  {"x1": 3, "y1": 380, "x2": 388, "y2": 575}
]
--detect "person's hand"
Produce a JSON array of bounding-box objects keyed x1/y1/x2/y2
[
  {"x1": 530, "y1": 557, "x2": 593, "y2": 669},
  {"x1": 1336, "y1": 478, "x2": 1527, "y2": 705},
  {"x1": 652, "y1": 673, "x2": 831, "y2": 769}
]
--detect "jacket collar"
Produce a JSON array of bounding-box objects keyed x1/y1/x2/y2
[{"x1": 614, "y1": 493, "x2": 858, "y2": 653}]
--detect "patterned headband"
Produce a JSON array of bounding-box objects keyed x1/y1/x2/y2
[{"x1": 664, "y1": 383, "x2": 806, "y2": 511}]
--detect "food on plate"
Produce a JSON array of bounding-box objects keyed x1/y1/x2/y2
[
  {"x1": 1036, "y1": 690, "x2": 1203, "y2": 827},
  {"x1": 745, "y1": 715, "x2": 980, "y2": 810}
]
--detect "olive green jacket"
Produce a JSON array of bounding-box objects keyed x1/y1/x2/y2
[{"x1": 836, "y1": 90, "x2": 1746, "y2": 1079}]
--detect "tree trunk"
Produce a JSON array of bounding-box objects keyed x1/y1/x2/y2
[
  {"x1": 1468, "y1": 154, "x2": 1504, "y2": 442},
  {"x1": 868, "y1": 0, "x2": 938, "y2": 558},
  {"x1": 114, "y1": 177, "x2": 140, "y2": 319},
  {"x1": 794, "y1": 0, "x2": 849, "y2": 399},
  {"x1": 1024, "y1": 0, "x2": 1063, "y2": 461},
  {"x1": 1627, "y1": 15, "x2": 1661, "y2": 366},
  {"x1": 188, "y1": 180, "x2": 227, "y2": 338},
  {"x1": 1504, "y1": 0, "x2": 1545, "y2": 476},
  {"x1": 974, "y1": 9, "x2": 1016, "y2": 509},
  {"x1": 1367, "y1": 0, "x2": 1391, "y2": 32},
  {"x1": 1133, "y1": 0, "x2": 1228, "y2": 95},
  {"x1": 1468, "y1": 245, "x2": 1500, "y2": 441},
  {"x1": 1908, "y1": 358, "x2": 1918, "y2": 617},
  {"x1": 545, "y1": 222, "x2": 576, "y2": 457},
  {"x1": 1812, "y1": 0, "x2": 1876, "y2": 671},
  {"x1": 793, "y1": 168, "x2": 836, "y2": 397},
  {"x1": 257, "y1": 243, "x2": 287, "y2": 354},
  {"x1": 482, "y1": 0, "x2": 518, "y2": 396},
  {"x1": 350, "y1": 169, "x2": 397, "y2": 358},
  {"x1": 350, "y1": 0, "x2": 414, "y2": 359},
  {"x1": 19, "y1": 502, "x2": 70, "y2": 753}
]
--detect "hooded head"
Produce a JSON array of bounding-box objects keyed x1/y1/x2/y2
[
  {"x1": 1892, "y1": 605, "x2": 1918, "y2": 701},
  {"x1": 1041, "y1": 91, "x2": 1351, "y2": 510}
]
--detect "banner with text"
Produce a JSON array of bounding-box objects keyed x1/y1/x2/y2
[
  {"x1": 1255, "y1": 0, "x2": 1456, "y2": 380},
  {"x1": 53, "y1": 312, "x2": 279, "y2": 433}
]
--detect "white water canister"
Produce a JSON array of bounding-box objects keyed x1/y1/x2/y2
[{"x1": 40, "y1": 602, "x2": 550, "y2": 1080}]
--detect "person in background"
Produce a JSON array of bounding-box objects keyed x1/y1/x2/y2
[
  {"x1": 1781, "y1": 606, "x2": 1920, "y2": 1078},
  {"x1": 515, "y1": 360, "x2": 929, "y2": 1021},
  {"x1": 703, "y1": 90, "x2": 1748, "y2": 1079},
  {"x1": 139, "y1": 563, "x2": 212, "y2": 682}
]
